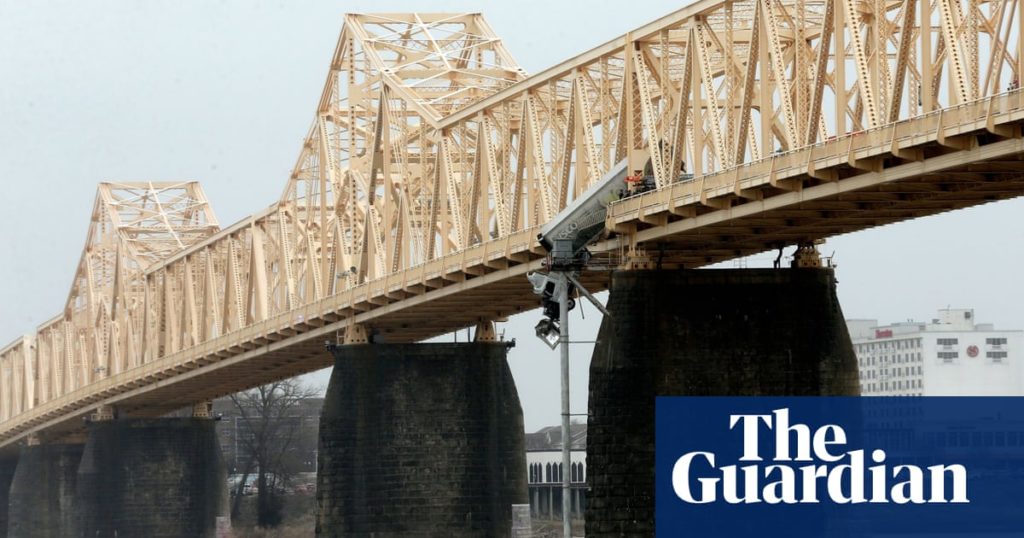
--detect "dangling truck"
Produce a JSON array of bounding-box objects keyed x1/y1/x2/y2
[
  {"x1": 536, "y1": 158, "x2": 629, "y2": 269},
  {"x1": 528, "y1": 159, "x2": 629, "y2": 327}
]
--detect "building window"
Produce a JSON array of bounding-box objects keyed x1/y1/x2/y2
[
  {"x1": 987, "y1": 338, "x2": 1008, "y2": 346},
  {"x1": 937, "y1": 338, "x2": 958, "y2": 346},
  {"x1": 573, "y1": 462, "x2": 585, "y2": 483},
  {"x1": 938, "y1": 351, "x2": 959, "y2": 360},
  {"x1": 546, "y1": 463, "x2": 552, "y2": 483},
  {"x1": 988, "y1": 351, "x2": 1008, "y2": 361}
]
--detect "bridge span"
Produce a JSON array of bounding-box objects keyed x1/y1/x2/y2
[
  {"x1": 1, "y1": 3, "x2": 1024, "y2": 535},
  {"x1": 3, "y1": 90, "x2": 1023, "y2": 450}
]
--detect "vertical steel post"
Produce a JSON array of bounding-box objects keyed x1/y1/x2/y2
[{"x1": 559, "y1": 276, "x2": 572, "y2": 537}]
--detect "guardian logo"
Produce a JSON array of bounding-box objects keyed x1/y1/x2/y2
[
  {"x1": 655, "y1": 397, "x2": 1024, "y2": 537},
  {"x1": 672, "y1": 408, "x2": 968, "y2": 505}
]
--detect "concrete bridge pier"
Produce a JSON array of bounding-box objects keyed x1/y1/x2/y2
[
  {"x1": 585, "y1": 268, "x2": 860, "y2": 537},
  {"x1": 316, "y1": 339, "x2": 527, "y2": 537},
  {"x1": 74, "y1": 415, "x2": 228, "y2": 538},
  {"x1": 7, "y1": 440, "x2": 83, "y2": 538}
]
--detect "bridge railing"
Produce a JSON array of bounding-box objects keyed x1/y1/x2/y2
[{"x1": 609, "y1": 90, "x2": 1024, "y2": 224}]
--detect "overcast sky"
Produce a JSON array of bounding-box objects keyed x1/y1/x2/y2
[{"x1": 1, "y1": 0, "x2": 1022, "y2": 431}]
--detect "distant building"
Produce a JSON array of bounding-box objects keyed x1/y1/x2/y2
[
  {"x1": 526, "y1": 424, "x2": 586, "y2": 520},
  {"x1": 848, "y1": 309, "x2": 1024, "y2": 396}
]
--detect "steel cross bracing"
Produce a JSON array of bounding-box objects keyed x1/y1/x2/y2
[{"x1": 4, "y1": 5, "x2": 1024, "y2": 447}]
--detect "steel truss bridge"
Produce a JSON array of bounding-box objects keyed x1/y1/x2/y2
[{"x1": 3, "y1": 4, "x2": 1024, "y2": 447}]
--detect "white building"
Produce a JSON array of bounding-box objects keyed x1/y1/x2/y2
[
  {"x1": 848, "y1": 308, "x2": 1024, "y2": 396},
  {"x1": 525, "y1": 424, "x2": 586, "y2": 520}
]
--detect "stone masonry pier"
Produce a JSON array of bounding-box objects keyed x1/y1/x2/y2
[
  {"x1": 8, "y1": 443, "x2": 83, "y2": 537},
  {"x1": 317, "y1": 342, "x2": 527, "y2": 537},
  {"x1": 75, "y1": 417, "x2": 227, "y2": 538},
  {"x1": 586, "y1": 269, "x2": 860, "y2": 536}
]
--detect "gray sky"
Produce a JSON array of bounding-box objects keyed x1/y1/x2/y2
[{"x1": 1, "y1": 0, "x2": 1022, "y2": 431}]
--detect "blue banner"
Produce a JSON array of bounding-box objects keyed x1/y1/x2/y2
[{"x1": 655, "y1": 397, "x2": 1024, "y2": 537}]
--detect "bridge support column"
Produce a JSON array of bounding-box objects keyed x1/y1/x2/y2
[
  {"x1": 585, "y1": 269, "x2": 860, "y2": 536},
  {"x1": 316, "y1": 342, "x2": 527, "y2": 537},
  {"x1": 7, "y1": 442, "x2": 83, "y2": 538},
  {"x1": 75, "y1": 417, "x2": 228, "y2": 538},
  {"x1": 0, "y1": 456, "x2": 17, "y2": 538}
]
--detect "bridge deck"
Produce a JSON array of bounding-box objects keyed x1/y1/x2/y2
[{"x1": 608, "y1": 92, "x2": 1024, "y2": 263}]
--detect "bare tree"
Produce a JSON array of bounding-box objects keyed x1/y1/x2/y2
[{"x1": 228, "y1": 379, "x2": 320, "y2": 528}]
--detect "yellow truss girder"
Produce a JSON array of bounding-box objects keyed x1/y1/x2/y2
[{"x1": 2, "y1": 2, "x2": 1023, "y2": 436}]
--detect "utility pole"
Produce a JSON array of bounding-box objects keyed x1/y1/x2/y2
[{"x1": 559, "y1": 280, "x2": 572, "y2": 538}]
